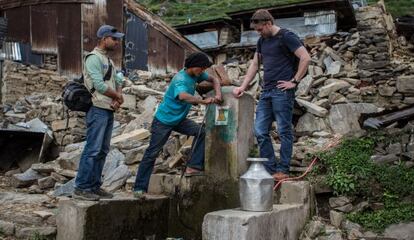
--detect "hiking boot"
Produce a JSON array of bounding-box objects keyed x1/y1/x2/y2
[
  {"x1": 72, "y1": 189, "x2": 100, "y2": 201},
  {"x1": 133, "y1": 190, "x2": 146, "y2": 200},
  {"x1": 95, "y1": 188, "x2": 113, "y2": 199}
]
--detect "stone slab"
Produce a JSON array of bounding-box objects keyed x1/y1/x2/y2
[
  {"x1": 57, "y1": 197, "x2": 169, "y2": 240},
  {"x1": 202, "y1": 204, "x2": 307, "y2": 240},
  {"x1": 111, "y1": 128, "x2": 150, "y2": 145}
]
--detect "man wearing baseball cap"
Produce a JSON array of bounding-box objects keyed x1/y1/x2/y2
[
  {"x1": 73, "y1": 25, "x2": 125, "y2": 201},
  {"x1": 133, "y1": 52, "x2": 222, "y2": 198}
]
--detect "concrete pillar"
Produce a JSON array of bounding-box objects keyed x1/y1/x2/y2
[
  {"x1": 205, "y1": 86, "x2": 255, "y2": 181},
  {"x1": 57, "y1": 197, "x2": 169, "y2": 240}
]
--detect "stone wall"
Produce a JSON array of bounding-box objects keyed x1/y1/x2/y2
[{"x1": 1, "y1": 59, "x2": 66, "y2": 104}]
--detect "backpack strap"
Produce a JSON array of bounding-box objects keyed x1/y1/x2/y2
[
  {"x1": 256, "y1": 37, "x2": 264, "y2": 87},
  {"x1": 277, "y1": 29, "x2": 295, "y2": 60},
  {"x1": 103, "y1": 57, "x2": 112, "y2": 81},
  {"x1": 83, "y1": 54, "x2": 112, "y2": 94}
]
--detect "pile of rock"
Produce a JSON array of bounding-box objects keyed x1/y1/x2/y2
[
  {"x1": 1, "y1": 60, "x2": 67, "y2": 104},
  {"x1": 370, "y1": 125, "x2": 414, "y2": 167},
  {"x1": 300, "y1": 195, "x2": 414, "y2": 240}
]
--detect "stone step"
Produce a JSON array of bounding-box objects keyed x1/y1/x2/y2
[
  {"x1": 149, "y1": 174, "x2": 311, "y2": 206},
  {"x1": 57, "y1": 196, "x2": 169, "y2": 240},
  {"x1": 202, "y1": 204, "x2": 308, "y2": 240},
  {"x1": 148, "y1": 172, "x2": 205, "y2": 195}
]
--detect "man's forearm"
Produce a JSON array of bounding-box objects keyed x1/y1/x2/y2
[
  {"x1": 178, "y1": 92, "x2": 202, "y2": 105},
  {"x1": 294, "y1": 57, "x2": 311, "y2": 81},
  {"x1": 211, "y1": 77, "x2": 222, "y2": 97},
  {"x1": 241, "y1": 61, "x2": 258, "y2": 89},
  {"x1": 103, "y1": 87, "x2": 120, "y2": 100}
]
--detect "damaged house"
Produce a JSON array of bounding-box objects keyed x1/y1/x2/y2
[
  {"x1": 0, "y1": 0, "x2": 199, "y2": 171},
  {"x1": 0, "y1": 0, "x2": 199, "y2": 90},
  {"x1": 174, "y1": 0, "x2": 358, "y2": 63}
]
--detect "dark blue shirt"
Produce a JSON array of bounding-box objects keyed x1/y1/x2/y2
[{"x1": 257, "y1": 29, "x2": 302, "y2": 90}]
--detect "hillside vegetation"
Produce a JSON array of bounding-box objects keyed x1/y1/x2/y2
[{"x1": 140, "y1": 0, "x2": 414, "y2": 26}]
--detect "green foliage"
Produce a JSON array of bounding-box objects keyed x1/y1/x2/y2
[
  {"x1": 140, "y1": 0, "x2": 414, "y2": 26},
  {"x1": 140, "y1": 0, "x2": 311, "y2": 25},
  {"x1": 317, "y1": 137, "x2": 375, "y2": 195},
  {"x1": 317, "y1": 134, "x2": 414, "y2": 231},
  {"x1": 368, "y1": 0, "x2": 414, "y2": 18},
  {"x1": 248, "y1": 147, "x2": 259, "y2": 158},
  {"x1": 348, "y1": 203, "x2": 414, "y2": 231}
]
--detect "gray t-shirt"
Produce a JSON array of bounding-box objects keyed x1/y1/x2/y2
[{"x1": 257, "y1": 29, "x2": 302, "y2": 90}]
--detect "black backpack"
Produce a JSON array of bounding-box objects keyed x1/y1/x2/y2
[{"x1": 62, "y1": 55, "x2": 112, "y2": 112}]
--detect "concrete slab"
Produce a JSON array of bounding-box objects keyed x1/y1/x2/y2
[
  {"x1": 148, "y1": 173, "x2": 205, "y2": 195},
  {"x1": 202, "y1": 204, "x2": 308, "y2": 240},
  {"x1": 57, "y1": 197, "x2": 169, "y2": 240},
  {"x1": 277, "y1": 181, "x2": 311, "y2": 205}
]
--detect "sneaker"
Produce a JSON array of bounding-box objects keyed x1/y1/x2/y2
[
  {"x1": 133, "y1": 190, "x2": 146, "y2": 200},
  {"x1": 95, "y1": 188, "x2": 113, "y2": 199},
  {"x1": 72, "y1": 189, "x2": 100, "y2": 201}
]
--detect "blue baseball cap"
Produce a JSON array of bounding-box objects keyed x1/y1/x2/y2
[{"x1": 97, "y1": 25, "x2": 125, "y2": 38}]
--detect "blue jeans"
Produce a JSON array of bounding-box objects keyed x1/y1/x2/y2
[
  {"x1": 134, "y1": 117, "x2": 205, "y2": 192},
  {"x1": 255, "y1": 88, "x2": 294, "y2": 174},
  {"x1": 75, "y1": 106, "x2": 114, "y2": 192}
]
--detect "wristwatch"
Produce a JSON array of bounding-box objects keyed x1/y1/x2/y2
[{"x1": 290, "y1": 77, "x2": 300, "y2": 85}]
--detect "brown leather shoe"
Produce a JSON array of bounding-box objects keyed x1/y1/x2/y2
[{"x1": 272, "y1": 172, "x2": 289, "y2": 181}]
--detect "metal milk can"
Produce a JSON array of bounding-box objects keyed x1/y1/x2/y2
[{"x1": 239, "y1": 158, "x2": 274, "y2": 211}]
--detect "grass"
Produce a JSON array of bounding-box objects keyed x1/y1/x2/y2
[
  {"x1": 368, "y1": 0, "x2": 414, "y2": 18},
  {"x1": 140, "y1": 0, "x2": 414, "y2": 26},
  {"x1": 314, "y1": 132, "x2": 414, "y2": 231},
  {"x1": 347, "y1": 203, "x2": 414, "y2": 231},
  {"x1": 140, "y1": 0, "x2": 319, "y2": 25}
]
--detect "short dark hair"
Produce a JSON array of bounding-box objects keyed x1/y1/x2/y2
[
  {"x1": 184, "y1": 52, "x2": 212, "y2": 68},
  {"x1": 250, "y1": 9, "x2": 274, "y2": 27}
]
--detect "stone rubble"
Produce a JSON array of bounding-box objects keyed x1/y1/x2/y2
[{"x1": 0, "y1": 2, "x2": 413, "y2": 240}]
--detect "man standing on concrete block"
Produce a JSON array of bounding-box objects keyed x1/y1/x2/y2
[
  {"x1": 233, "y1": 9, "x2": 311, "y2": 181},
  {"x1": 73, "y1": 25, "x2": 125, "y2": 201},
  {"x1": 133, "y1": 52, "x2": 222, "y2": 198}
]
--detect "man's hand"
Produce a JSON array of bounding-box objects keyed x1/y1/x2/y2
[
  {"x1": 276, "y1": 81, "x2": 296, "y2": 91},
  {"x1": 110, "y1": 99, "x2": 121, "y2": 111},
  {"x1": 232, "y1": 87, "x2": 245, "y2": 98},
  {"x1": 214, "y1": 94, "x2": 223, "y2": 104},
  {"x1": 200, "y1": 97, "x2": 215, "y2": 105},
  {"x1": 114, "y1": 92, "x2": 124, "y2": 105},
  {"x1": 117, "y1": 93, "x2": 124, "y2": 105}
]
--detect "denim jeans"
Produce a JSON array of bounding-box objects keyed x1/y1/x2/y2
[
  {"x1": 254, "y1": 88, "x2": 294, "y2": 174},
  {"x1": 134, "y1": 117, "x2": 205, "y2": 192},
  {"x1": 75, "y1": 106, "x2": 114, "y2": 192}
]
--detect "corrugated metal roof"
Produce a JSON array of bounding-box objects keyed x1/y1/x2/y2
[
  {"x1": 0, "y1": 0, "x2": 93, "y2": 10},
  {"x1": 185, "y1": 31, "x2": 218, "y2": 49},
  {"x1": 238, "y1": 10, "x2": 337, "y2": 46},
  {"x1": 0, "y1": 42, "x2": 43, "y2": 65},
  {"x1": 1, "y1": 42, "x2": 21, "y2": 61}
]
